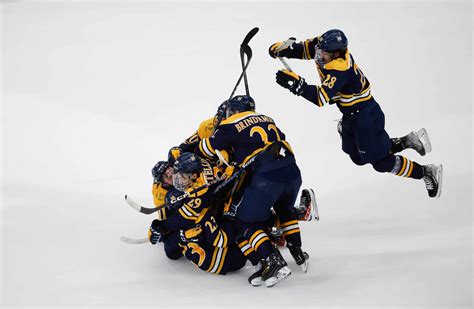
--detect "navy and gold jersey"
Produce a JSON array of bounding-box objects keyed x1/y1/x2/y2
[
  {"x1": 160, "y1": 158, "x2": 218, "y2": 232},
  {"x1": 197, "y1": 111, "x2": 293, "y2": 166},
  {"x1": 152, "y1": 182, "x2": 170, "y2": 221},
  {"x1": 286, "y1": 37, "x2": 374, "y2": 113},
  {"x1": 179, "y1": 212, "x2": 249, "y2": 275}
]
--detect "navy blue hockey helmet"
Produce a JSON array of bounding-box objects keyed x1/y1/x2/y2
[
  {"x1": 172, "y1": 152, "x2": 203, "y2": 191},
  {"x1": 226, "y1": 95, "x2": 255, "y2": 118},
  {"x1": 152, "y1": 161, "x2": 172, "y2": 185},
  {"x1": 173, "y1": 152, "x2": 202, "y2": 174},
  {"x1": 318, "y1": 29, "x2": 348, "y2": 52}
]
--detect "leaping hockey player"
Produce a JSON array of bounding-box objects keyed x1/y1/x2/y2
[{"x1": 269, "y1": 29, "x2": 443, "y2": 198}]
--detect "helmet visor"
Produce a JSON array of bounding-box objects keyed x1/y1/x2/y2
[{"x1": 172, "y1": 172, "x2": 193, "y2": 192}]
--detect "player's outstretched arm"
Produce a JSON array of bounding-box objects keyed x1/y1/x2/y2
[{"x1": 268, "y1": 37, "x2": 318, "y2": 60}]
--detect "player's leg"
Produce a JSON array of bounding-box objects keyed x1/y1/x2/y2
[
  {"x1": 340, "y1": 115, "x2": 366, "y2": 166},
  {"x1": 353, "y1": 103, "x2": 443, "y2": 197},
  {"x1": 272, "y1": 165, "x2": 310, "y2": 273},
  {"x1": 236, "y1": 236, "x2": 265, "y2": 286},
  {"x1": 162, "y1": 230, "x2": 184, "y2": 260},
  {"x1": 391, "y1": 128, "x2": 432, "y2": 156}
]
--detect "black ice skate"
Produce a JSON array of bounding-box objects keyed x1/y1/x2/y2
[
  {"x1": 296, "y1": 188, "x2": 319, "y2": 221},
  {"x1": 287, "y1": 242, "x2": 310, "y2": 273},
  {"x1": 261, "y1": 250, "x2": 292, "y2": 287},
  {"x1": 422, "y1": 164, "x2": 443, "y2": 198},
  {"x1": 248, "y1": 261, "x2": 264, "y2": 287},
  {"x1": 392, "y1": 128, "x2": 432, "y2": 156}
]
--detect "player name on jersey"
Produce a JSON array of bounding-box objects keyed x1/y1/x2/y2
[{"x1": 234, "y1": 115, "x2": 275, "y2": 132}]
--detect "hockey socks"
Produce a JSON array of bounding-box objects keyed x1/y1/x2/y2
[{"x1": 390, "y1": 155, "x2": 423, "y2": 179}]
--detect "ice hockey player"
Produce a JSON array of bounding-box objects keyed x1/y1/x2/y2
[
  {"x1": 269, "y1": 29, "x2": 443, "y2": 198},
  {"x1": 177, "y1": 207, "x2": 264, "y2": 279},
  {"x1": 148, "y1": 161, "x2": 183, "y2": 260},
  {"x1": 196, "y1": 95, "x2": 309, "y2": 287}
]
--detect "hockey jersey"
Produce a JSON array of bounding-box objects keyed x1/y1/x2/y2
[
  {"x1": 179, "y1": 209, "x2": 253, "y2": 275},
  {"x1": 287, "y1": 37, "x2": 374, "y2": 114},
  {"x1": 197, "y1": 111, "x2": 293, "y2": 167}
]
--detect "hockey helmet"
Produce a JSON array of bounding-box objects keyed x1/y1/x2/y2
[
  {"x1": 152, "y1": 161, "x2": 173, "y2": 188},
  {"x1": 317, "y1": 29, "x2": 348, "y2": 52},
  {"x1": 172, "y1": 152, "x2": 202, "y2": 191},
  {"x1": 226, "y1": 95, "x2": 255, "y2": 118}
]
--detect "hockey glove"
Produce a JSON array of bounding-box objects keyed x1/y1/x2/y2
[
  {"x1": 276, "y1": 69, "x2": 307, "y2": 96},
  {"x1": 148, "y1": 219, "x2": 165, "y2": 245},
  {"x1": 168, "y1": 146, "x2": 182, "y2": 164},
  {"x1": 268, "y1": 40, "x2": 293, "y2": 59}
]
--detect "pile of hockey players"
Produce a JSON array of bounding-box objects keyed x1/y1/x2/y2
[
  {"x1": 144, "y1": 97, "x2": 318, "y2": 288},
  {"x1": 126, "y1": 27, "x2": 443, "y2": 288}
]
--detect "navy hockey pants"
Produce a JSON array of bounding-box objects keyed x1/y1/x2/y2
[
  {"x1": 340, "y1": 101, "x2": 392, "y2": 166},
  {"x1": 235, "y1": 151, "x2": 302, "y2": 224}
]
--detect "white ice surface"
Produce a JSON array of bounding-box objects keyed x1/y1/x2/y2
[{"x1": 1, "y1": 1, "x2": 472, "y2": 308}]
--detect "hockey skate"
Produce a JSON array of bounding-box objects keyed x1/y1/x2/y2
[
  {"x1": 422, "y1": 164, "x2": 443, "y2": 198},
  {"x1": 392, "y1": 128, "x2": 432, "y2": 156},
  {"x1": 287, "y1": 242, "x2": 310, "y2": 273},
  {"x1": 248, "y1": 261, "x2": 264, "y2": 287},
  {"x1": 261, "y1": 250, "x2": 292, "y2": 287},
  {"x1": 296, "y1": 188, "x2": 319, "y2": 221}
]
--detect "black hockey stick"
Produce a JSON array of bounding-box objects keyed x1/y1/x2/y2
[
  {"x1": 229, "y1": 27, "x2": 259, "y2": 100},
  {"x1": 212, "y1": 27, "x2": 259, "y2": 132},
  {"x1": 124, "y1": 148, "x2": 262, "y2": 215}
]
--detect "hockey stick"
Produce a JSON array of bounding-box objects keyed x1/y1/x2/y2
[
  {"x1": 212, "y1": 27, "x2": 259, "y2": 132},
  {"x1": 120, "y1": 236, "x2": 148, "y2": 244},
  {"x1": 229, "y1": 27, "x2": 259, "y2": 99},
  {"x1": 124, "y1": 173, "x2": 228, "y2": 215},
  {"x1": 124, "y1": 147, "x2": 263, "y2": 215}
]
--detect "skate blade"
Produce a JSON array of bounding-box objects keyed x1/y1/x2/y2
[
  {"x1": 301, "y1": 260, "x2": 309, "y2": 273},
  {"x1": 435, "y1": 164, "x2": 443, "y2": 198},
  {"x1": 265, "y1": 267, "x2": 292, "y2": 288},
  {"x1": 308, "y1": 188, "x2": 319, "y2": 221},
  {"x1": 250, "y1": 277, "x2": 264, "y2": 287},
  {"x1": 416, "y1": 128, "x2": 432, "y2": 155}
]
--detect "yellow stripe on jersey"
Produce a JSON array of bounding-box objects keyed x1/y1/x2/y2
[
  {"x1": 199, "y1": 138, "x2": 215, "y2": 159},
  {"x1": 339, "y1": 94, "x2": 373, "y2": 107},
  {"x1": 239, "y1": 143, "x2": 273, "y2": 167},
  {"x1": 320, "y1": 87, "x2": 330, "y2": 102},
  {"x1": 207, "y1": 247, "x2": 219, "y2": 272},
  {"x1": 338, "y1": 87, "x2": 372, "y2": 107},
  {"x1": 195, "y1": 208, "x2": 209, "y2": 224},
  {"x1": 178, "y1": 204, "x2": 199, "y2": 220},
  {"x1": 207, "y1": 247, "x2": 227, "y2": 274},
  {"x1": 216, "y1": 247, "x2": 228, "y2": 274},
  {"x1": 205, "y1": 138, "x2": 216, "y2": 154}
]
